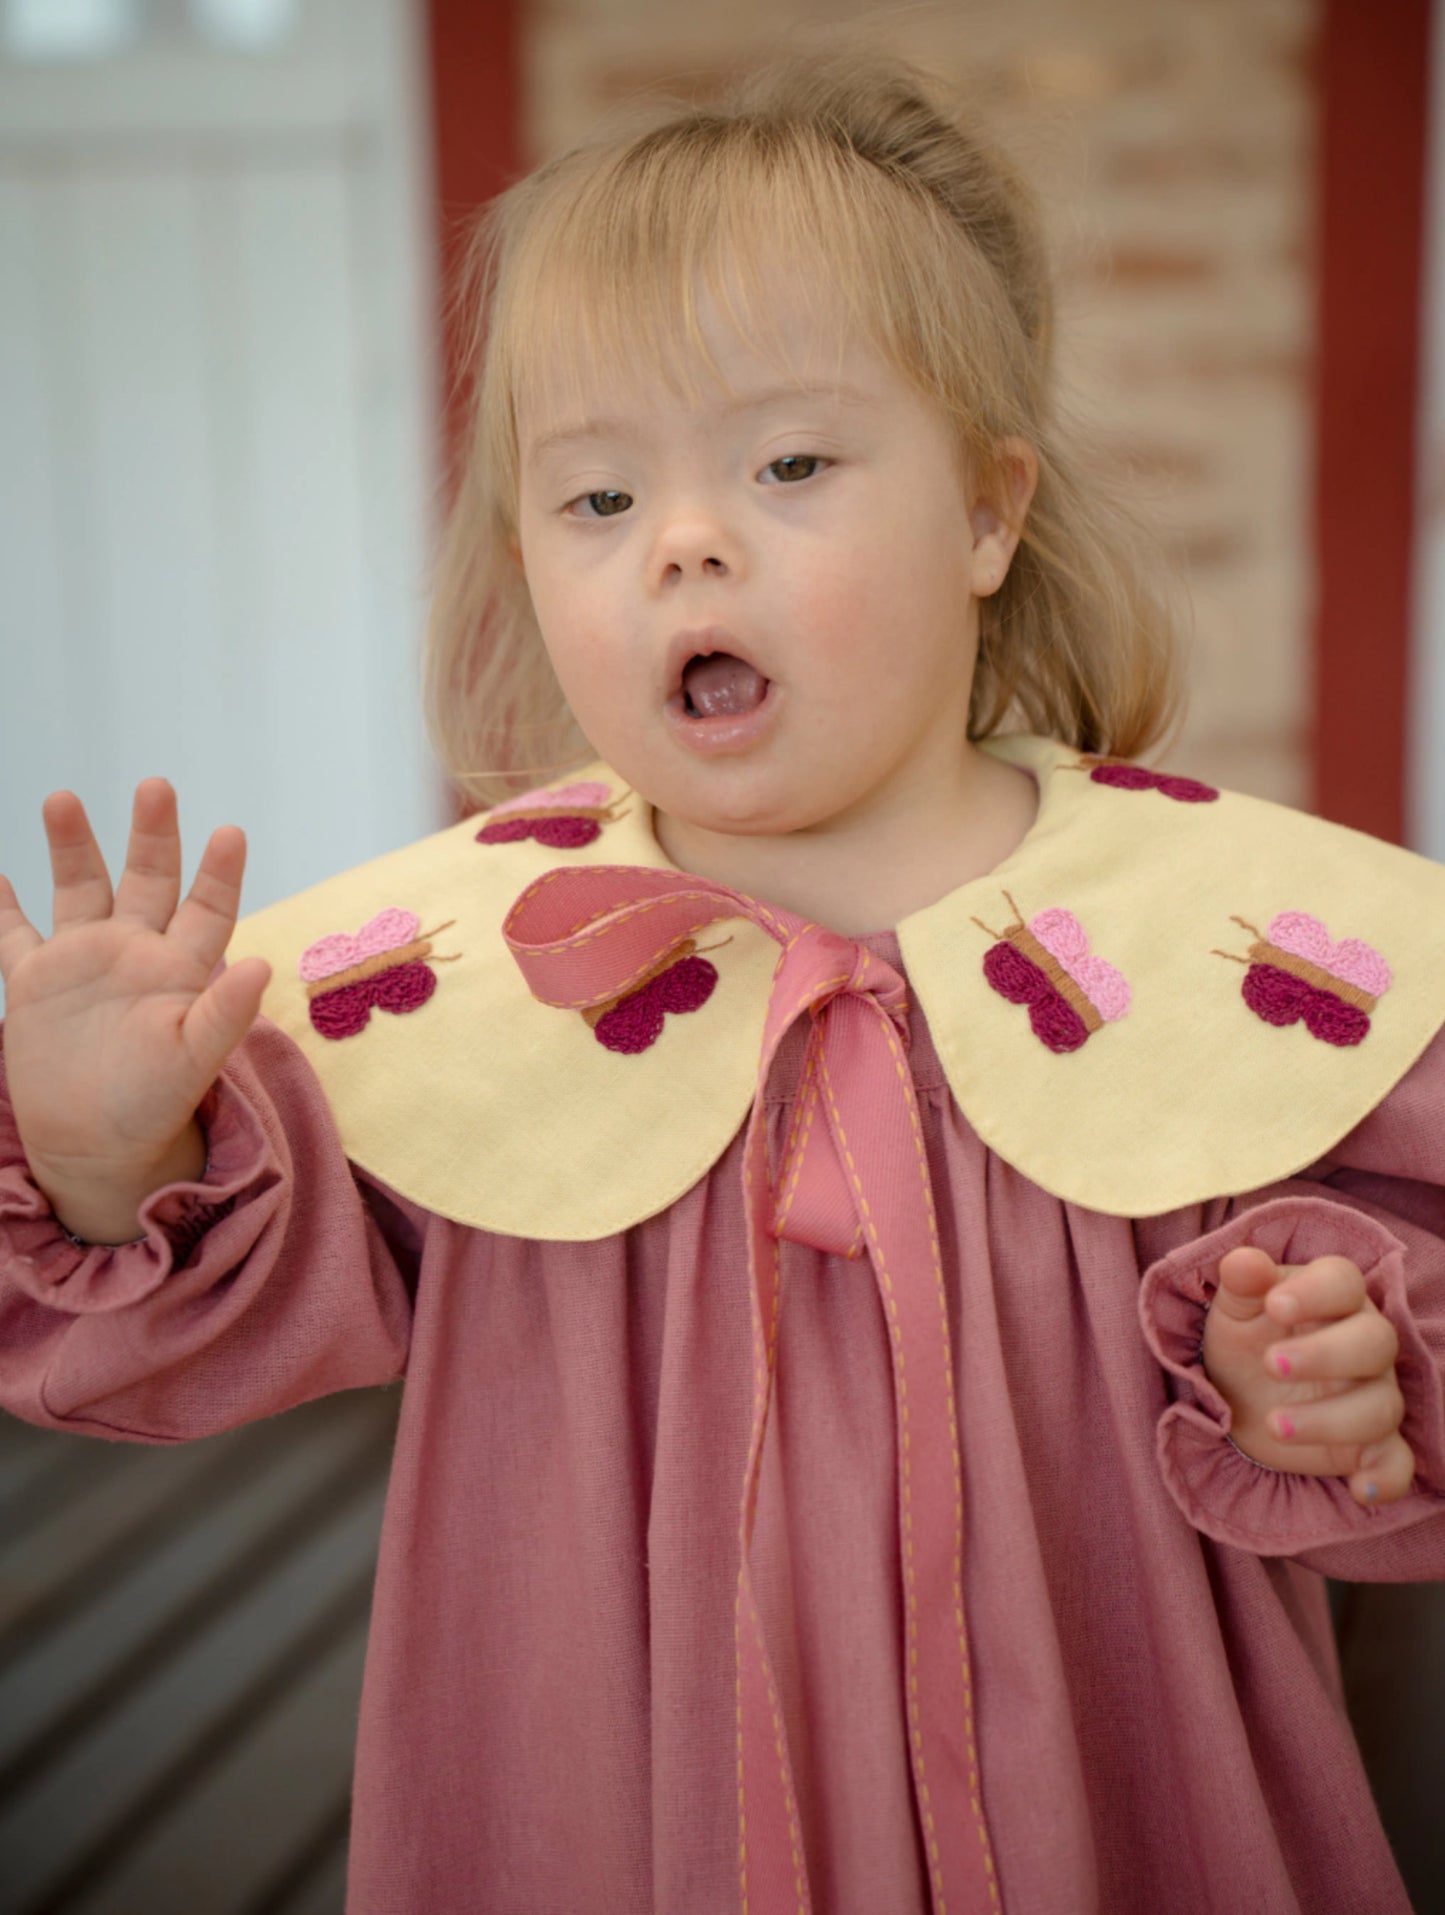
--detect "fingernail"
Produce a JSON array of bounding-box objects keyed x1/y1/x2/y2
[
  {"x1": 1272, "y1": 1351, "x2": 1293, "y2": 1377},
  {"x1": 1363, "y1": 1481, "x2": 1379, "y2": 1501},
  {"x1": 1274, "y1": 1414, "x2": 1295, "y2": 1440},
  {"x1": 1273, "y1": 1294, "x2": 1299, "y2": 1322}
]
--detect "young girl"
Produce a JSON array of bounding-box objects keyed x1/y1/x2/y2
[{"x1": 2, "y1": 47, "x2": 1443, "y2": 1915}]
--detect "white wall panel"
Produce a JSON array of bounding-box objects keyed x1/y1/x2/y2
[
  {"x1": 224, "y1": 159, "x2": 379, "y2": 894},
  {"x1": 0, "y1": 0, "x2": 438, "y2": 968},
  {"x1": 72, "y1": 172, "x2": 229, "y2": 821},
  {"x1": 0, "y1": 182, "x2": 73, "y2": 854}
]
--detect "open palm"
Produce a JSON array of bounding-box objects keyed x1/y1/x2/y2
[{"x1": 0, "y1": 779, "x2": 271, "y2": 1193}]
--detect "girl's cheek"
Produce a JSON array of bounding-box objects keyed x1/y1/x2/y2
[{"x1": 796, "y1": 585, "x2": 871, "y2": 662}]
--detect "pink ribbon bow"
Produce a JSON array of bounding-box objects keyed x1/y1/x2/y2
[{"x1": 504, "y1": 865, "x2": 1000, "y2": 1915}]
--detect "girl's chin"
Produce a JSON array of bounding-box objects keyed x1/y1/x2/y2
[{"x1": 651, "y1": 780, "x2": 843, "y2": 854}]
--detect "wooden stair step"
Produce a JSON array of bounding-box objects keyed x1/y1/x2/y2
[
  {"x1": 0, "y1": 1389, "x2": 395, "y2": 1780},
  {"x1": 0, "y1": 1457, "x2": 388, "y2": 1911},
  {"x1": 62, "y1": 1614, "x2": 369, "y2": 1915}
]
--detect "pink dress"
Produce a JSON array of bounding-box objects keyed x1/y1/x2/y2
[{"x1": 2, "y1": 927, "x2": 1443, "y2": 1914}]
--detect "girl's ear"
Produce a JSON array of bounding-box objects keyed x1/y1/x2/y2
[{"x1": 968, "y1": 437, "x2": 1039, "y2": 598}]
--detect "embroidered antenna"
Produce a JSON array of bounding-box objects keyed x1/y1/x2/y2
[
  {"x1": 475, "y1": 780, "x2": 629, "y2": 850},
  {"x1": 972, "y1": 891, "x2": 1132, "y2": 1053},
  {"x1": 1213, "y1": 911, "x2": 1392, "y2": 1047},
  {"x1": 1064, "y1": 754, "x2": 1219, "y2": 803},
  {"x1": 300, "y1": 907, "x2": 460, "y2": 1040}
]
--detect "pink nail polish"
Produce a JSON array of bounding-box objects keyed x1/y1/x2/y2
[
  {"x1": 1275, "y1": 1414, "x2": 1295, "y2": 1440},
  {"x1": 1273, "y1": 1352, "x2": 1292, "y2": 1377}
]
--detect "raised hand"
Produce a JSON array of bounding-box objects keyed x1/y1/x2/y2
[
  {"x1": 0, "y1": 779, "x2": 272, "y2": 1242},
  {"x1": 1202, "y1": 1246, "x2": 1413, "y2": 1508}
]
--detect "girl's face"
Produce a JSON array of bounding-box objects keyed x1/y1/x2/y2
[{"x1": 513, "y1": 276, "x2": 1019, "y2": 851}]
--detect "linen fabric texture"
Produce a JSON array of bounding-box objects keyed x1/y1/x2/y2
[
  {"x1": 222, "y1": 732, "x2": 1445, "y2": 1231},
  {"x1": 2, "y1": 736, "x2": 1445, "y2": 1912}
]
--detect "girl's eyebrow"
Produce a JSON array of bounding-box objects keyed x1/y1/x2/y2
[{"x1": 527, "y1": 380, "x2": 876, "y2": 462}]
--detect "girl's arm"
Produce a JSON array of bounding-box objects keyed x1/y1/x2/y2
[
  {"x1": 0, "y1": 780, "x2": 417, "y2": 1443},
  {"x1": 1133, "y1": 1023, "x2": 1445, "y2": 1578},
  {"x1": 0, "y1": 1013, "x2": 417, "y2": 1442}
]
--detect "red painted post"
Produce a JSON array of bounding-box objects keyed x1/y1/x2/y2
[
  {"x1": 420, "y1": 0, "x2": 522, "y2": 498},
  {"x1": 1312, "y1": 0, "x2": 1433, "y2": 839}
]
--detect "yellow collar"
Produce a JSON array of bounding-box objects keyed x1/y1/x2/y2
[{"x1": 226, "y1": 733, "x2": 1445, "y2": 1235}]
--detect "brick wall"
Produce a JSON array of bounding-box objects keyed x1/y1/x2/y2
[{"x1": 522, "y1": 0, "x2": 1315, "y2": 804}]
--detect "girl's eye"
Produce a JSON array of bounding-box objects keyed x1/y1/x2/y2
[
  {"x1": 761, "y1": 454, "x2": 827, "y2": 484},
  {"x1": 566, "y1": 489, "x2": 632, "y2": 520}
]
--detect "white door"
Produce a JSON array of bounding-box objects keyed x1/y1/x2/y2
[{"x1": 0, "y1": 0, "x2": 440, "y2": 965}]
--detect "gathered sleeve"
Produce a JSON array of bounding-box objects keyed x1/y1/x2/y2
[
  {"x1": 1133, "y1": 1024, "x2": 1445, "y2": 1579},
  {"x1": 0, "y1": 1015, "x2": 420, "y2": 1444}
]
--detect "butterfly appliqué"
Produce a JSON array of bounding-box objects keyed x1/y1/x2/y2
[
  {"x1": 1214, "y1": 911, "x2": 1392, "y2": 1047},
  {"x1": 475, "y1": 781, "x2": 627, "y2": 849},
  {"x1": 1067, "y1": 754, "x2": 1219, "y2": 803},
  {"x1": 300, "y1": 907, "x2": 460, "y2": 1040},
  {"x1": 972, "y1": 891, "x2": 1132, "y2": 1053},
  {"x1": 584, "y1": 942, "x2": 720, "y2": 1053}
]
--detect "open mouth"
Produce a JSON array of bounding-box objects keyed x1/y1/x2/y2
[{"x1": 679, "y1": 652, "x2": 771, "y2": 721}]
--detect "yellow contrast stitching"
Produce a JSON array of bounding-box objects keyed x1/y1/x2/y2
[
  {"x1": 735, "y1": 1575, "x2": 749, "y2": 1914},
  {"x1": 875, "y1": 1011, "x2": 1000, "y2": 1906},
  {"x1": 738, "y1": 1108, "x2": 809, "y2": 1914},
  {"x1": 814, "y1": 1034, "x2": 947, "y2": 1915},
  {"x1": 508, "y1": 875, "x2": 792, "y2": 1009},
  {"x1": 773, "y1": 1060, "x2": 820, "y2": 1236},
  {"x1": 773, "y1": 975, "x2": 870, "y2": 1248},
  {"x1": 759, "y1": 1187, "x2": 808, "y2": 1908},
  {"x1": 770, "y1": 966, "x2": 850, "y2": 1229}
]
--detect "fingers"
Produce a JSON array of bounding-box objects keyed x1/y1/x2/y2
[
  {"x1": 0, "y1": 873, "x2": 44, "y2": 980},
  {"x1": 167, "y1": 825, "x2": 252, "y2": 973},
  {"x1": 1265, "y1": 1302, "x2": 1397, "y2": 1383},
  {"x1": 1348, "y1": 1432, "x2": 1417, "y2": 1507},
  {"x1": 179, "y1": 955, "x2": 272, "y2": 1084},
  {"x1": 113, "y1": 779, "x2": 183, "y2": 931},
  {"x1": 1265, "y1": 1254, "x2": 1366, "y2": 1327},
  {"x1": 1268, "y1": 1373, "x2": 1405, "y2": 1450},
  {"x1": 0, "y1": 873, "x2": 42, "y2": 982},
  {"x1": 1215, "y1": 1251, "x2": 1370, "y2": 1331},
  {"x1": 1209, "y1": 1246, "x2": 1283, "y2": 1322},
  {"x1": 43, "y1": 790, "x2": 115, "y2": 929},
  {"x1": 40, "y1": 783, "x2": 247, "y2": 962},
  {"x1": 1210, "y1": 1248, "x2": 1414, "y2": 1509},
  {"x1": 18, "y1": 782, "x2": 251, "y2": 981}
]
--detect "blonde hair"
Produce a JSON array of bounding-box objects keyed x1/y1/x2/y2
[{"x1": 426, "y1": 43, "x2": 1189, "y2": 803}]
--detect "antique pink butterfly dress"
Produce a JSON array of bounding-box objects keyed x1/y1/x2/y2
[{"x1": 2, "y1": 732, "x2": 1444, "y2": 1915}]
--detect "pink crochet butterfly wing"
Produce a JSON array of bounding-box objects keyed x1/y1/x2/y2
[
  {"x1": 299, "y1": 907, "x2": 421, "y2": 983},
  {"x1": 490, "y1": 781, "x2": 612, "y2": 818},
  {"x1": 1267, "y1": 911, "x2": 1392, "y2": 997},
  {"x1": 1029, "y1": 907, "x2": 1132, "y2": 1022}
]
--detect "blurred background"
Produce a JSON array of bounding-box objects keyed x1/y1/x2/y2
[{"x1": 0, "y1": 0, "x2": 1442, "y2": 1910}]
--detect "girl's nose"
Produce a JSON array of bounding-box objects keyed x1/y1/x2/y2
[{"x1": 651, "y1": 512, "x2": 738, "y2": 586}]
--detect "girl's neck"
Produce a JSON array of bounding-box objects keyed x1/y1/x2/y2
[{"x1": 651, "y1": 747, "x2": 1040, "y2": 937}]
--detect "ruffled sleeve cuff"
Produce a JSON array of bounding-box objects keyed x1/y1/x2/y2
[
  {"x1": 0, "y1": 1068, "x2": 278, "y2": 1316},
  {"x1": 1137, "y1": 1193, "x2": 1445, "y2": 1554}
]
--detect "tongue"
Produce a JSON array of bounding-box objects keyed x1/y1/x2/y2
[{"x1": 682, "y1": 653, "x2": 767, "y2": 718}]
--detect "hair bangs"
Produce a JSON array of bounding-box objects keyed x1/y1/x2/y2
[{"x1": 496, "y1": 122, "x2": 926, "y2": 467}]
